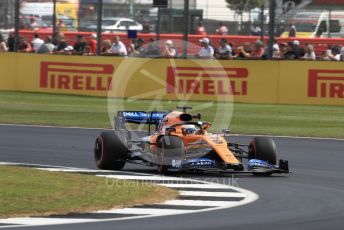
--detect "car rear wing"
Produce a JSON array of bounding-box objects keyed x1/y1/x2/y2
[{"x1": 115, "y1": 111, "x2": 167, "y2": 130}]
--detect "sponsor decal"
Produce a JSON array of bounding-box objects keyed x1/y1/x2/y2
[
  {"x1": 248, "y1": 159, "x2": 272, "y2": 169},
  {"x1": 40, "y1": 62, "x2": 114, "y2": 91},
  {"x1": 186, "y1": 158, "x2": 216, "y2": 167},
  {"x1": 150, "y1": 112, "x2": 166, "y2": 119},
  {"x1": 166, "y1": 67, "x2": 248, "y2": 96},
  {"x1": 308, "y1": 69, "x2": 344, "y2": 98},
  {"x1": 122, "y1": 111, "x2": 166, "y2": 124},
  {"x1": 123, "y1": 112, "x2": 147, "y2": 117},
  {"x1": 171, "y1": 159, "x2": 182, "y2": 168}
]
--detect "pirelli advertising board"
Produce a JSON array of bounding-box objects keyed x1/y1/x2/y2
[
  {"x1": 0, "y1": 53, "x2": 343, "y2": 105},
  {"x1": 278, "y1": 62, "x2": 344, "y2": 105},
  {"x1": 16, "y1": 54, "x2": 117, "y2": 97}
]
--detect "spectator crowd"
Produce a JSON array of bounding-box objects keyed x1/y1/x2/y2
[
  {"x1": 194, "y1": 37, "x2": 344, "y2": 61},
  {"x1": 0, "y1": 32, "x2": 343, "y2": 61}
]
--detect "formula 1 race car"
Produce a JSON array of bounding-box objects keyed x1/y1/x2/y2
[{"x1": 94, "y1": 107, "x2": 289, "y2": 175}]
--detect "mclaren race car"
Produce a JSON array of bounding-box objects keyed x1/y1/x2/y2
[{"x1": 94, "y1": 107, "x2": 289, "y2": 175}]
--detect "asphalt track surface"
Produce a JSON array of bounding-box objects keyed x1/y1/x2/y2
[{"x1": 1, "y1": 125, "x2": 344, "y2": 230}]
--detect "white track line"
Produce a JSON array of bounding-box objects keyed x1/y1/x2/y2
[
  {"x1": 96, "y1": 208, "x2": 190, "y2": 215},
  {"x1": 158, "y1": 183, "x2": 232, "y2": 189},
  {"x1": 0, "y1": 218, "x2": 97, "y2": 226},
  {"x1": 161, "y1": 200, "x2": 239, "y2": 207},
  {"x1": 178, "y1": 191, "x2": 246, "y2": 197}
]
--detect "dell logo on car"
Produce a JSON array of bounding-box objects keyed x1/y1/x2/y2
[{"x1": 123, "y1": 112, "x2": 145, "y2": 117}]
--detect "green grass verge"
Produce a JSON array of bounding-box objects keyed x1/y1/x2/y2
[
  {"x1": 0, "y1": 91, "x2": 343, "y2": 138},
  {"x1": 0, "y1": 166, "x2": 177, "y2": 218}
]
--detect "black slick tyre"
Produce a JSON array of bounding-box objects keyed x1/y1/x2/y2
[
  {"x1": 248, "y1": 137, "x2": 277, "y2": 164},
  {"x1": 248, "y1": 137, "x2": 277, "y2": 176},
  {"x1": 94, "y1": 131, "x2": 128, "y2": 170}
]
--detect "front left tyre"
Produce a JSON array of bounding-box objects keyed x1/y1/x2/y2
[{"x1": 94, "y1": 131, "x2": 128, "y2": 170}]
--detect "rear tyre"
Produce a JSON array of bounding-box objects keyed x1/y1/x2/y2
[
  {"x1": 157, "y1": 136, "x2": 184, "y2": 174},
  {"x1": 94, "y1": 131, "x2": 128, "y2": 170}
]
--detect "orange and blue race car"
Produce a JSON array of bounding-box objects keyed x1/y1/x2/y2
[{"x1": 94, "y1": 107, "x2": 289, "y2": 175}]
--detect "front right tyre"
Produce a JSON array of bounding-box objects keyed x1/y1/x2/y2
[
  {"x1": 248, "y1": 137, "x2": 277, "y2": 164},
  {"x1": 248, "y1": 137, "x2": 277, "y2": 176}
]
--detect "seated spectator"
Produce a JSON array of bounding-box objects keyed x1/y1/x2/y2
[
  {"x1": 127, "y1": 39, "x2": 137, "y2": 55},
  {"x1": 145, "y1": 38, "x2": 160, "y2": 57},
  {"x1": 319, "y1": 50, "x2": 328, "y2": 60},
  {"x1": 340, "y1": 47, "x2": 344, "y2": 61},
  {"x1": 283, "y1": 41, "x2": 298, "y2": 60},
  {"x1": 88, "y1": 34, "x2": 97, "y2": 55},
  {"x1": 301, "y1": 44, "x2": 316, "y2": 60},
  {"x1": 161, "y1": 40, "x2": 177, "y2": 58},
  {"x1": 7, "y1": 33, "x2": 14, "y2": 52},
  {"x1": 196, "y1": 38, "x2": 214, "y2": 59},
  {"x1": 73, "y1": 35, "x2": 87, "y2": 55},
  {"x1": 101, "y1": 39, "x2": 112, "y2": 55},
  {"x1": 18, "y1": 37, "x2": 33, "y2": 52},
  {"x1": 53, "y1": 32, "x2": 68, "y2": 53},
  {"x1": 321, "y1": 46, "x2": 341, "y2": 61},
  {"x1": 235, "y1": 42, "x2": 252, "y2": 59},
  {"x1": 292, "y1": 40, "x2": 305, "y2": 58},
  {"x1": 215, "y1": 38, "x2": 232, "y2": 60},
  {"x1": 250, "y1": 40, "x2": 265, "y2": 59},
  {"x1": 0, "y1": 33, "x2": 8, "y2": 52},
  {"x1": 31, "y1": 33, "x2": 44, "y2": 52},
  {"x1": 37, "y1": 36, "x2": 55, "y2": 54},
  {"x1": 130, "y1": 38, "x2": 146, "y2": 57},
  {"x1": 110, "y1": 36, "x2": 127, "y2": 56},
  {"x1": 277, "y1": 42, "x2": 288, "y2": 59},
  {"x1": 272, "y1": 39, "x2": 280, "y2": 58},
  {"x1": 331, "y1": 46, "x2": 341, "y2": 61},
  {"x1": 228, "y1": 42, "x2": 236, "y2": 56}
]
